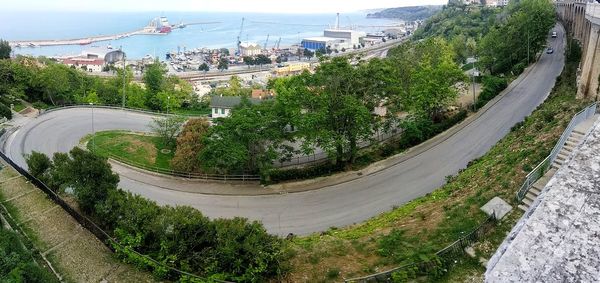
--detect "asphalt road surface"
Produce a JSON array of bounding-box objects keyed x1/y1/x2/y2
[{"x1": 4, "y1": 26, "x2": 566, "y2": 236}]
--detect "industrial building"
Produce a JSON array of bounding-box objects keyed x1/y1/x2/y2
[
  {"x1": 239, "y1": 42, "x2": 262, "y2": 56},
  {"x1": 301, "y1": 14, "x2": 367, "y2": 51}
]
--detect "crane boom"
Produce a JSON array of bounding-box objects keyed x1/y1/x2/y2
[
  {"x1": 264, "y1": 34, "x2": 270, "y2": 50},
  {"x1": 236, "y1": 17, "x2": 245, "y2": 56}
]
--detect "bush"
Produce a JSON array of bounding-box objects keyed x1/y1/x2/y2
[
  {"x1": 0, "y1": 229, "x2": 58, "y2": 282},
  {"x1": 24, "y1": 152, "x2": 51, "y2": 181},
  {"x1": 0, "y1": 103, "x2": 11, "y2": 120},
  {"x1": 267, "y1": 162, "x2": 345, "y2": 183},
  {"x1": 476, "y1": 76, "x2": 508, "y2": 109},
  {"x1": 30, "y1": 148, "x2": 287, "y2": 282}
]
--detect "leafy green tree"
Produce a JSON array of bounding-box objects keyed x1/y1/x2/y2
[
  {"x1": 143, "y1": 60, "x2": 167, "y2": 109},
  {"x1": 479, "y1": 0, "x2": 555, "y2": 74},
  {"x1": 243, "y1": 56, "x2": 255, "y2": 68},
  {"x1": 408, "y1": 38, "x2": 466, "y2": 121},
  {"x1": 199, "y1": 62, "x2": 210, "y2": 73},
  {"x1": 126, "y1": 83, "x2": 146, "y2": 109},
  {"x1": 199, "y1": 62, "x2": 210, "y2": 79},
  {"x1": 218, "y1": 58, "x2": 229, "y2": 72},
  {"x1": 200, "y1": 100, "x2": 291, "y2": 175},
  {"x1": 25, "y1": 151, "x2": 52, "y2": 180},
  {"x1": 149, "y1": 116, "x2": 186, "y2": 147},
  {"x1": 0, "y1": 39, "x2": 10, "y2": 59},
  {"x1": 255, "y1": 54, "x2": 272, "y2": 66},
  {"x1": 287, "y1": 57, "x2": 376, "y2": 164},
  {"x1": 303, "y1": 49, "x2": 314, "y2": 59}
]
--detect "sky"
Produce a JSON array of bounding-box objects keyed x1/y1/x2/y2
[{"x1": 4, "y1": 0, "x2": 448, "y2": 13}]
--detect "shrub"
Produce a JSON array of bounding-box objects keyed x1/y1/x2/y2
[
  {"x1": 0, "y1": 229, "x2": 58, "y2": 282},
  {"x1": 25, "y1": 151, "x2": 51, "y2": 180},
  {"x1": 476, "y1": 76, "x2": 508, "y2": 109},
  {"x1": 0, "y1": 103, "x2": 11, "y2": 120},
  {"x1": 31, "y1": 148, "x2": 287, "y2": 282}
]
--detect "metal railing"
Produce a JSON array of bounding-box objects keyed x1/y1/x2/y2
[
  {"x1": 516, "y1": 102, "x2": 597, "y2": 201},
  {"x1": 344, "y1": 212, "x2": 497, "y2": 283},
  {"x1": 0, "y1": 150, "x2": 230, "y2": 283},
  {"x1": 39, "y1": 103, "x2": 210, "y2": 118},
  {"x1": 106, "y1": 153, "x2": 260, "y2": 182}
]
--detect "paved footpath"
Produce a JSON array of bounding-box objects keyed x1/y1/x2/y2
[{"x1": 0, "y1": 165, "x2": 154, "y2": 283}]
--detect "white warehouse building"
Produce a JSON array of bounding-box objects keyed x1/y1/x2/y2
[{"x1": 301, "y1": 13, "x2": 368, "y2": 51}]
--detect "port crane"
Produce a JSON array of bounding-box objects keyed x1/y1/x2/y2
[
  {"x1": 273, "y1": 37, "x2": 281, "y2": 50},
  {"x1": 264, "y1": 34, "x2": 270, "y2": 50},
  {"x1": 236, "y1": 17, "x2": 245, "y2": 56}
]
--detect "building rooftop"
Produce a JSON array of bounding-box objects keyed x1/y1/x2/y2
[
  {"x1": 210, "y1": 96, "x2": 263, "y2": 109},
  {"x1": 302, "y1": 36, "x2": 342, "y2": 42},
  {"x1": 486, "y1": 116, "x2": 600, "y2": 282}
]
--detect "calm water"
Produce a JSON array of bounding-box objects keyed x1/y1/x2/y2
[{"x1": 0, "y1": 11, "x2": 399, "y2": 59}]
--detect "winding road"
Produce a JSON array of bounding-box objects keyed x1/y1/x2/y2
[{"x1": 3, "y1": 26, "x2": 566, "y2": 236}]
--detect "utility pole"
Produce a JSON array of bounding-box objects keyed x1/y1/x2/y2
[
  {"x1": 472, "y1": 55, "x2": 477, "y2": 111},
  {"x1": 90, "y1": 103, "x2": 95, "y2": 152},
  {"x1": 527, "y1": 29, "x2": 530, "y2": 64},
  {"x1": 121, "y1": 47, "x2": 126, "y2": 109}
]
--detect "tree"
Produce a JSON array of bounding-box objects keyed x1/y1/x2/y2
[
  {"x1": 255, "y1": 54, "x2": 272, "y2": 66},
  {"x1": 171, "y1": 118, "x2": 210, "y2": 172},
  {"x1": 408, "y1": 38, "x2": 466, "y2": 121},
  {"x1": 143, "y1": 60, "x2": 167, "y2": 109},
  {"x1": 303, "y1": 49, "x2": 314, "y2": 59},
  {"x1": 277, "y1": 57, "x2": 377, "y2": 164},
  {"x1": 242, "y1": 56, "x2": 255, "y2": 68},
  {"x1": 0, "y1": 39, "x2": 10, "y2": 59},
  {"x1": 200, "y1": 100, "x2": 291, "y2": 175},
  {"x1": 198, "y1": 62, "x2": 210, "y2": 79},
  {"x1": 25, "y1": 151, "x2": 52, "y2": 180},
  {"x1": 218, "y1": 58, "x2": 229, "y2": 72},
  {"x1": 149, "y1": 116, "x2": 186, "y2": 147}
]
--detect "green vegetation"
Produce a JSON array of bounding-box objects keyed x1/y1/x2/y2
[
  {"x1": 0, "y1": 39, "x2": 9, "y2": 60},
  {"x1": 0, "y1": 56, "x2": 208, "y2": 115},
  {"x1": 0, "y1": 228, "x2": 58, "y2": 282},
  {"x1": 479, "y1": 0, "x2": 556, "y2": 74},
  {"x1": 197, "y1": 37, "x2": 465, "y2": 178},
  {"x1": 287, "y1": 35, "x2": 585, "y2": 282},
  {"x1": 366, "y1": 6, "x2": 442, "y2": 21},
  {"x1": 26, "y1": 148, "x2": 287, "y2": 282},
  {"x1": 86, "y1": 131, "x2": 175, "y2": 172}
]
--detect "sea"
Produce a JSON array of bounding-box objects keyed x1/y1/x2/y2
[{"x1": 0, "y1": 11, "x2": 400, "y2": 59}]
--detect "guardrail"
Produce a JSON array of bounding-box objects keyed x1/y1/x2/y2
[
  {"x1": 344, "y1": 212, "x2": 497, "y2": 282},
  {"x1": 39, "y1": 103, "x2": 209, "y2": 118},
  {"x1": 516, "y1": 102, "x2": 597, "y2": 201},
  {"x1": 106, "y1": 153, "x2": 260, "y2": 182},
  {"x1": 0, "y1": 150, "x2": 230, "y2": 283}
]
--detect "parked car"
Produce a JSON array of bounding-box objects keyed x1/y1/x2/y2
[
  {"x1": 552, "y1": 31, "x2": 557, "y2": 38},
  {"x1": 546, "y1": 47, "x2": 554, "y2": 54}
]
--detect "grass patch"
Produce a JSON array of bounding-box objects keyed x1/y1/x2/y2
[
  {"x1": 286, "y1": 39, "x2": 586, "y2": 282},
  {"x1": 86, "y1": 130, "x2": 174, "y2": 171}
]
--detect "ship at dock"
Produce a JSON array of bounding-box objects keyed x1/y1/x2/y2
[{"x1": 145, "y1": 16, "x2": 172, "y2": 34}]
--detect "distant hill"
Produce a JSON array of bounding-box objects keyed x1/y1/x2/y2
[{"x1": 366, "y1": 6, "x2": 443, "y2": 21}]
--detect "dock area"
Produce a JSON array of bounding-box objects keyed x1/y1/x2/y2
[{"x1": 8, "y1": 28, "x2": 165, "y2": 48}]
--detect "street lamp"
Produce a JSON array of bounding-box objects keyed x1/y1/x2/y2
[
  {"x1": 121, "y1": 47, "x2": 127, "y2": 109},
  {"x1": 167, "y1": 96, "x2": 170, "y2": 114},
  {"x1": 90, "y1": 102, "x2": 95, "y2": 152}
]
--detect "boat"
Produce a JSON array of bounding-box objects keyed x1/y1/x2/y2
[
  {"x1": 28, "y1": 43, "x2": 36, "y2": 47},
  {"x1": 159, "y1": 16, "x2": 172, "y2": 33}
]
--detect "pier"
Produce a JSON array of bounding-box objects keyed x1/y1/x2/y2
[{"x1": 8, "y1": 20, "x2": 222, "y2": 48}]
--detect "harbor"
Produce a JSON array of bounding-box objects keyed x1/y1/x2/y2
[{"x1": 8, "y1": 16, "x2": 221, "y2": 48}]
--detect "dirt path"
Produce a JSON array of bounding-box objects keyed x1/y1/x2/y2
[{"x1": 0, "y1": 164, "x2": 156, "y2": 283}]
